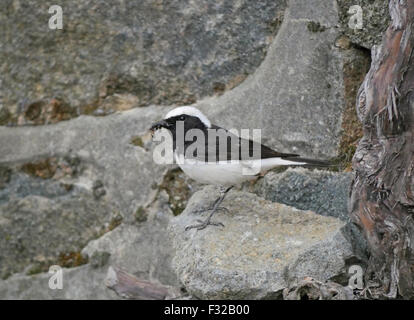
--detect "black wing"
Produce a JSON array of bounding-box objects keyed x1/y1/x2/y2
[{"x1": 181, "y1": 124, "x2": 299, "y2": 162}]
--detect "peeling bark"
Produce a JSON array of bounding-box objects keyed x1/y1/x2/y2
[
  {"x1": 350, "y1": 0, "x2": 414, "y2": 298},
  {"x1": 105, "y1": 266, "x2": 176, "y2": 300}
]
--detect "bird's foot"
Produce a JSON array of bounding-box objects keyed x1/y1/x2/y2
[
  {"x1": 185, "y1": 218, "x2": 224, "y2": 231},
  {"x1": 192, "y1": 206, "x2": 229, "y2": 214},
  {"x1": 185, "y1": 189, "x2": 232, "y2": 231}
]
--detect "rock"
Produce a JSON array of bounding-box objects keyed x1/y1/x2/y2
[
  {"x1": 0, "y1": 107, "x2": 172, "y2": 279},
  {"x1": 0, "y1": 105, "x2": 10, "y2": 125},
  {"x1": 90, "y1": 251, "x2": 111, "y2": 269},
  {"x1": 16, "y1": 98, "x2": 78, "y2": 126},
  {"x1": 1, "y1": 0, "x2": 287, "y2": 121},
  {"x1": 169, "y1": 186, "x2": 357, "y2": 299},
  {"x1": 256, "y1": 168, "x2": 353, "y2": 221},
  {"x1": 0, "y1": 166, "x2": 11, "y2": 189},
  {"x1": 0, "y1": 106, "x2": 168, "y2": 218},
  {"x1": 0, "y1": 265, "x2": 118, "y2": 299},
  {"x1": 81, "y1": 190, "x2": 180, "y2": 287},
  {"x1": 0, "y1": 188, "x2": 115, "y2": 279},
  {"x1": 0, "y1": 190, "x2": 180, "y2": 298},
  {"x1": 194, "y1": 0, "x2": 345, "y2": 159},
  {"x1": 255, "y1": 168, "x2": 368, "y2": 269},
  {"x1": 0, "y1": 185, "x2": 180, "y2": 299},
  {"x1": 0, "y1": 158, "x2": 121, "y2": 278},
  {"x1": 337, "y1": 0, "x2": 390, "y2": 49}
]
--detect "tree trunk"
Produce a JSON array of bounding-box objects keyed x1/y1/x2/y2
[{"x1": 350, "y1": 0, "x2": 414, "y2": 298}]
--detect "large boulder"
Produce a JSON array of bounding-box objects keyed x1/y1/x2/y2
[
  {"x1": 0, "y1": 0, "x2": 287, "y2": 122},
  {"x1": 169, "y1": 186, "x2": 358, "y2": 299},
  {"x1": 254, "y1": 168, "x2": 368, "y2": 275}
]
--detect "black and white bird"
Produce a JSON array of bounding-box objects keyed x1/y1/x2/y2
[{"x1": 150, "y1": 106, "x2": 330, "y2": 231}]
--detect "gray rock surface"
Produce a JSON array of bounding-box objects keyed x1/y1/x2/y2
[
  {"x1": 255, "y1": 168, "x2": 368, "y2": 269},
  {"x1": 256, "y1": 168, "x2": 354, "y2": 221},
  {"x1": 81, "y1": 190, "x2": 179, "y2": 287},
  {"x1": 0, "y1": 107, "x2": 173, "y2": 279},
  {"x1": 0, "y1": 191, "x2": 115, "y2": 279},
  {"x1": 0, "y1": 0, "x2": 287, "y2": 120},
  {"x1": 169, "y1": 186, "x2": 356, "y2": 299},
  {"x1": 0, "y1": 190, "x2": 179, "y2": 299},
  {"x1": 0, "y1": 106, "x2": 167, "y2": 216},
  {"x1": 0, "y1": 265, "x2": 117, "y2": 299}
]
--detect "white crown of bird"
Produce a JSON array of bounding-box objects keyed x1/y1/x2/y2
[{"x1": 165, "y1": 106, "x2": 211, "y2": 128}]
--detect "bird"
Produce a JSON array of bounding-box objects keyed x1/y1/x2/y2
[{"x1": 150, "y1": 106, "x2": 330, "y2": 231}]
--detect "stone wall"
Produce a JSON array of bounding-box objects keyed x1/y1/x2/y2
[{"x1": 0, "y1": 0, "x2": 388, "y2": 299}]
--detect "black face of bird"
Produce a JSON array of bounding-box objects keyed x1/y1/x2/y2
[{"x1": 150, "y1": 114, "x2": 208, "y2": 137}]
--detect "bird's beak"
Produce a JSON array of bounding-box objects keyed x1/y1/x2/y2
[{"x1": 149, "y1": 120, "x2": 170, "y2": 133}]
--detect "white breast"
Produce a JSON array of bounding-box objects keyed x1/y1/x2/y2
[
  {"x1": 178, "y1": 160, "x2": 256, "y2": 185},
  {"x1": 174, "y1": 153, "x2": 304, "y2": 186}
]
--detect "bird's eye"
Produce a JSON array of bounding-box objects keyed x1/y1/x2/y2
[{"x1": 179, "y1": 116, "x2": 185, "y2": 121}]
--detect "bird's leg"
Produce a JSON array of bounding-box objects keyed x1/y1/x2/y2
[
  {"x1": 185, "y1": 186, "x2": 233, "y2": 231},
  {"x1": 191, "y1": 195, "x2": 230, "y2": 214}
]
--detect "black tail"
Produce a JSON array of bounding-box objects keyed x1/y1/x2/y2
[{"x1": 282, "y1": 156, "x2": 333, "y2": 167}]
